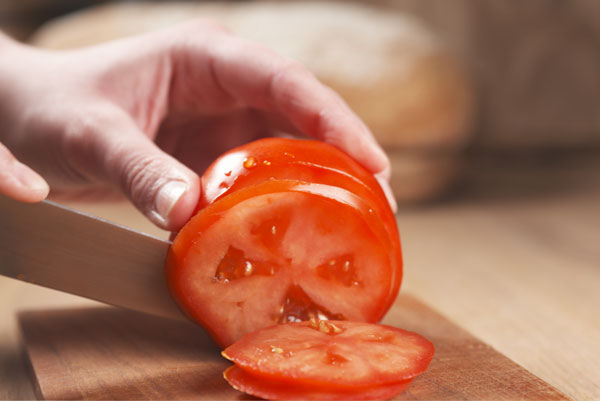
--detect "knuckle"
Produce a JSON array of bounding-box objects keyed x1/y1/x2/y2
[
  {"x1": 117, "y1": 151, "x2": 159, "y2": 207},
  {"x1": 65, "y1": 106, "x2": 115, "y2": 139},
  {"x1": 268, "y1": 60, "x2": 312, "y2": 102},
  {"x1": 116, "y1": 150, "x2": 179, "y2": 213},
  {"x1": 62, "y1": 107, "x2": 108, "y2": 149},
  {"x1": 274, "y1": 60, "x2": 311, "y2": 82}
]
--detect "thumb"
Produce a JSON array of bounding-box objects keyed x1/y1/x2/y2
[
  {"x1": 0, "y1": 141, "x2": 49, "y2": 203},
  {"x1": 102, "y1": 130, "x2": 200, "y2": 231}
]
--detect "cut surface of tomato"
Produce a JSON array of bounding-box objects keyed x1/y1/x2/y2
[
  {"x1": 166, "y1": 180, "x2": 396, "y2": 347},
  {"x1": 197, "y1": 138, "x2": 402, "y2": 316},
  {"x1": 222, "y1": 320, "x2": 434, "y2": 388},
  {"x1": 224, "y1": 365, "x2": 413, "y2": 401}
]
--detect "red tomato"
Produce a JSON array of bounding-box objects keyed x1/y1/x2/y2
[
  {"x1": 224, "y1": 365, "x2": 412, "y2": 401},
  {"x1": 198, "y1": 138, "x2": 403, "y2": 311},
  {"x1": 199, "y1": 138, "x2": 389, "y2": 210},
  {"x1": 166, "y1": 180, "x2": 397, "y2": 347},
  {"x1": 222, "y1": 320, "x2": 434, "y2": 389}
]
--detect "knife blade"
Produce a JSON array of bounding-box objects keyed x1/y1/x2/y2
[{"x1": 0, "y1": 195, "x2": 186, "y2": 321}]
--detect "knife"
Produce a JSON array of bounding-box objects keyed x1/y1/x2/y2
[{"x1": 0, "y1": 195, "x2": 186, "y2": 321}]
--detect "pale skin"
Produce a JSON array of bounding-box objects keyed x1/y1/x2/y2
[{"x1": 0, "y1": 21, "x2": 395, "y2": 232}]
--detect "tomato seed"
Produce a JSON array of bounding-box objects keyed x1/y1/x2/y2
[
  {"x1": 270, "y1": 345, "x2": 284, "y2": 354},
  {"x1": 243, "y1": 157, "x2": 257, "y2": 169}
]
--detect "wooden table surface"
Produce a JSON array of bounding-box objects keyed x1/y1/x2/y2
[{"x1": 1, "y1": 158, "x2": 599, "y2": 400}]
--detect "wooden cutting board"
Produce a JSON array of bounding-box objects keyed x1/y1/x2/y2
[{"x1": 19, "y1": 294, "x2": 569, "y2": 400}]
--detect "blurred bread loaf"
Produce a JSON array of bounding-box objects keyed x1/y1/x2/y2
[{"x1": 31, "y1": 1, "x2": 474, "y2": 203}]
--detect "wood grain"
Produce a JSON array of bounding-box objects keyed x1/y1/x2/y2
[{"x1": 19, "y1": 295, "x2": 568, "y2": 400}]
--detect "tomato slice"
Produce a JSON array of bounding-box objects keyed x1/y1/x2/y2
[
  {"x1": 198, "y1": 138, "x2": 402, "y2": 316},
  {"x1": 222, "y1": 320, "x2": 434, "y2": 389},
  {"x1": 199, "y1": 138, "x2": 389, "y2": 210},
  {"x1": 224, "y1": 365, "x2": 413, "y2": 401},
  {"x1": 166, "y1": 180, "x2": 397, "y2": 347}
]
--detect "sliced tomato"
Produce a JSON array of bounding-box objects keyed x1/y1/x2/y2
[
  {"x1": 166, "y1": 180, "x2": 397, "y2": 347},
  {"x1": 198, "y1": 138, "x2": 402, "y2": 315},
  {"x1": 224, "y1": 365, "x2": 413, "y2": 401},
  {"x1": 199, "y1": 138, "x2": 389, "y2": 210},
  {"x1": 222, "y1": 320, "x2": 434, "y2": 389}
]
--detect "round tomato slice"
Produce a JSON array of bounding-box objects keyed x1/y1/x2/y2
[
  {"x1": 166, "y1": 180, "x2": 397, "y2": 347},
  {"x1": 222, "y1": 320, "x2": 434, "y2": 388},
  {"x1": 198, "y1": 138, "x2": 402, "y2": 316},
  {"x1": 224, "y1": 365, "x2": 413, "y2": 401}
]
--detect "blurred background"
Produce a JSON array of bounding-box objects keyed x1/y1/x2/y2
[{"x1": 1, "y1": 1, "x2": 599, "y2": 400}]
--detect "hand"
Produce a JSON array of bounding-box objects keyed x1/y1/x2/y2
[{"x1": 0, "y1": 21, "x2": 394, "y2": 231}]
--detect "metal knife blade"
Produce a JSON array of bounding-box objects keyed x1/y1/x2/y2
[{"x1": 0, "y1": 195, "x2": 186, "y2": 321}]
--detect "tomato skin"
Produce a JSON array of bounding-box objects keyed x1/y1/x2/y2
[
  {"x1": 199, "y1": 138, "x2": 388, "y2": 209},
  {"x1": 166, "y1": 180, "x2": 396, "y2": 347},
  {"x1": 198, "y1": 138, "x2": 402, "y2": 313},
  {"x1": 224, "y1": 365, "x2": 413, "y2": 401},
  {"x1": 222, "y1": 320, "x2": 435, "y2": 388}
]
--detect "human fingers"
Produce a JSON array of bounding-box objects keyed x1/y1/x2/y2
[
  {"x1": 0, "y1": 141, "x2": 49, "y2": 203},
  {"x1": 155, "y1": 108, "x2": 298, "y2": 174},
  {"x1": 107, "y1": 136, "x2": 200, "y2": 231},
  {"x1": 174, "y1": 29, "x2": 387, "y2": 172},
  {"x1": 169, "y1": 24, "x2": 395, "y2": 209},
  {"x1": 69, "y1": 109, "x2": 200, "y2": 231}
]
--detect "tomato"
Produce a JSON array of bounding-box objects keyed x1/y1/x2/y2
[
  {"x1": 199, "y1": 138, "x2": 389, "y2": 210},
  {"x1": 222, "y1": 320, "x2": 434, "y2": 389},
  {"x1": 224, "y1": 365, "x2": 412, "y2": 401},
  {"x1": 165, "y1": 138, "x2": 428, "y2": 400},
  {"x1": 166, "y1": 138, "x2": 403, "y2": 347},
  {"x1": 198, "y1": 138, "x2": 403, "y2": 311},
  {"x1": 166, "y1": 180, "x2": 396, "y2": 347}
]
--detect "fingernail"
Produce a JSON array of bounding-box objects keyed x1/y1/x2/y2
[
  {"x1": 376, "y1": 175, "x2": 397, "y2": 214},
  {"x1": 154, "y1": 180, "x2": 188, "y2": 223}
]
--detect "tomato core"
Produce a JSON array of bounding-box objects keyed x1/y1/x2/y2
[{"x1": 277, "y1": 285, "x2": 345, "y2": 324}]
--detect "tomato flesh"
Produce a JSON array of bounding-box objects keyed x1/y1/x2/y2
[
  {"x1": 198, "y1": 138, "x2": 403, "y2": 314},
  {"x1": 166, "y1": 180, "x2": 396, "y2": 347},
  {"x1": 223, "y1": 320, "x2": 434, "y2": 388},
  {"x1": 224, "y1": 365, "x2": 413, "y2": 401}
]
